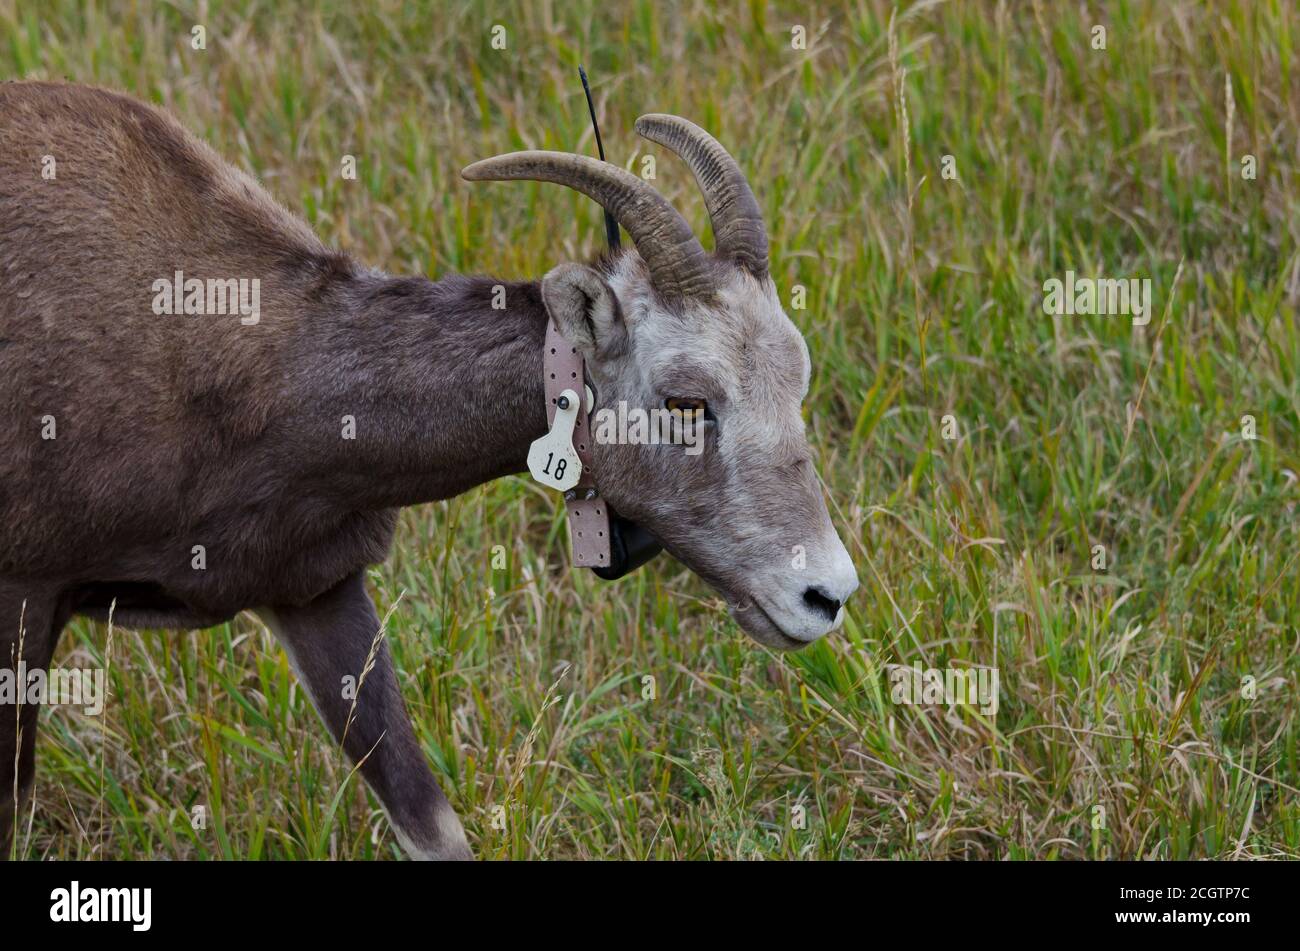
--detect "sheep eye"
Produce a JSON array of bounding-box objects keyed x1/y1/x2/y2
[{"x1": 664, "y1": 397, "x2": 707, "y2": 420}]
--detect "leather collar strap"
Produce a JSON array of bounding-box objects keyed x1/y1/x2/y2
[{"x1": 543, "y1": 319, "x2": 613, "y2": 570}]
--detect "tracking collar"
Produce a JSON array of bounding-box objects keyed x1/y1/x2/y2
[
  {"x1": 528, "y1": 319, "x2": 662, "y2": 580},
  {"x1": 528, "y1": 65, "x2": 662, "y2": 579}
]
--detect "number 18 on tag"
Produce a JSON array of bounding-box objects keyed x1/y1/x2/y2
[{"x1": 528, "y1": 388, "x2": 583, "y2": 491}]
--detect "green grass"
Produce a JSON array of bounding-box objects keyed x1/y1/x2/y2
[{"x1": 4, "y1": 0, "x2": 1298, "y2": 859}]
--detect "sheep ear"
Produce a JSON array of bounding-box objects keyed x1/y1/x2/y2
[{"x1": 540, "y1": 263, "x2": 628, "y2": 361}]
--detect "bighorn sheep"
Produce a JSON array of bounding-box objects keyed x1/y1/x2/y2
[{"x1": 0, "y1": 82, "x2": 859, "y2": 859}]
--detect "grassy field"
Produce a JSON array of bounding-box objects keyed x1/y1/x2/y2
[{"x1": 3, "y1": 0, "x2": 1298, "y2": 860}]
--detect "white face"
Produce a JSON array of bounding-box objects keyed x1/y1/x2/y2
[{"x1": 580, "y1": 256, "x2": 860, "y2": 649}]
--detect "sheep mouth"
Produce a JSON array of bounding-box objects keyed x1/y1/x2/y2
[
  {"x1": 640, "y1": 536, "x2": 809, "y2": 649},
  {"x1": 727, "y1": 595, "x2": 810, "y2": 651}
]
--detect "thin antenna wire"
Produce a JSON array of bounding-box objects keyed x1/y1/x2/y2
[{"x1": 579, "y1": 65, "x2": 621, "y2": 251}]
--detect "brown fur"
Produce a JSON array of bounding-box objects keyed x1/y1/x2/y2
[
  {"x1": 1, "y1": 83, "x2": 553, "y2": 857},
  {"x1": 0, "y1": 83, "x2": 857, "y2": 858},
  {"x1": 0, "y1": 82, "x2": 547, "y2": 623}
]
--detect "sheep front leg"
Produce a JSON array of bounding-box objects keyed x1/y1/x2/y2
[{"x1": 258, "y1": 571, "x2": 471, "y2": 860}]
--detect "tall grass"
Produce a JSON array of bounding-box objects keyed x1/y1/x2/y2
[{"x1": 3, "y1": 0, "x2": 1297, "y2": 859}]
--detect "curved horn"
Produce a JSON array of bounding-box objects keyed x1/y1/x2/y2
[
  {"x1": 462, "y1": 151, "x2": 713, "y2": 301},
  {"x1": 634, "y1": 114, "x2": 769, "y2": 279}
]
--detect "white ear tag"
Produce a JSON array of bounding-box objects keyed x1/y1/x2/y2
[{"x1": 528, "y1": 388, "x2": 582, "y2": 491}]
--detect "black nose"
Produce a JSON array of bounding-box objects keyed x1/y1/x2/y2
[{"x1": 802, "y1": 586, "x2": 842, "y2": 622}]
